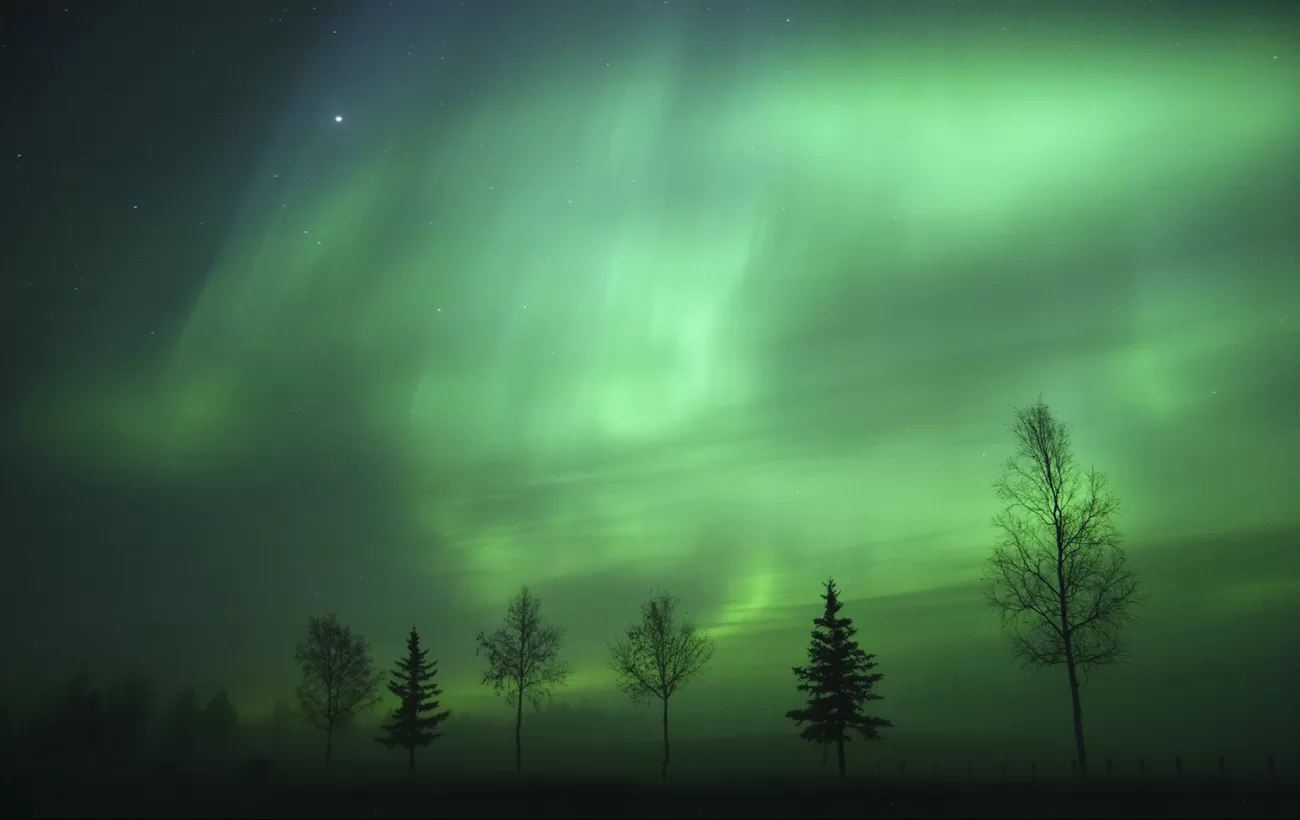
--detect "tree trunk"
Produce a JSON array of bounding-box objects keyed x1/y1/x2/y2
[
  {"x1": 661, "y1": 697, "x2": 670, "y2": 783},
  {"x1": 1054, "y1": 496, "x2": 1088, "y2": 779},
  {"x1": 325, "y1": 726, "x2": 333, "y2": 770},
  {"x1": 407, "y1": 746, "x2": 415, "y2": 779},
  {"x1": 514, "y1": 692, "x2": 524, "y2": 778},
  {"x1": 1066, "y1": 658, "x2": 1088, "y2": 776},
  {"x1": 836, "y1": 736, "x2": 846, "y2": 778}
]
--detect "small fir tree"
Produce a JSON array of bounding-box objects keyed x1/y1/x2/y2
[
  {"x1": 202, "y1": 687, "x2": 239, "y2": 750},
  {"x1": 375, "y1": 627, "x2": 451, "y2": 778},
  {"x1": 786, "y1": 578, "x2": 892, "y2": 778}
]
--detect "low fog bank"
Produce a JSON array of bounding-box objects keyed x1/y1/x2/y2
[{"x1": 2, "y1": 685, "x2": 1294, "y2": 788}]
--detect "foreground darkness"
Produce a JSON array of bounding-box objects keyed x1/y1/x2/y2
[
  {"x1": 3, "y1": 722, "x2": 1297, "y2": 818},
  {"x1": 6, "y1": 769, "x2": 1299, "y2": 819}
]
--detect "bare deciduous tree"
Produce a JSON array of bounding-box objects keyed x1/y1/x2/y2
[
  {"x1": 294, "y1": 613, "x2": 383, "y2": 769},
  {"x1": 986, "y1": 399, "x2": 1140, "y2": 777},
  {"x1": 609, "y1": 591, "x2": 714, "y2": 781},
  {"x1": 476, "y1": 586, "x2": 568, "y2": 777}
]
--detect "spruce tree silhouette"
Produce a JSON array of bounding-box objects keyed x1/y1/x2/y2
[
  {"x1": 104, "y1": 674, "x2": 154, "y2": 761},
  {"x1": 80, "y1": 689, "x2": 103, "y2": 767},
  {"x1": 39, "y1": 672, "x2": 95, "y2": 768},
  {"x1": 201, "y1": 687, "x2": 239, "y2": 752},
  {"x1": 163, "y1": 686, "x2": 201, "y2": 765},
  {"x1": 375, "y1": 626, "x2": 452, "y2": 779},
  {"x1": 786, "y1": 578, "x2": 892, "y2": 778}
]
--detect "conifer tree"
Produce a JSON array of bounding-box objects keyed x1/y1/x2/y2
[
  {"x1": 104, "y1": 673, "x2": 154, "y2": 761},
  {"x1": 202, "y1": 687, "x2": 239, "y2": 751},
  {"x1": 786, "y1": 578, "x2": 892, "y2": 778},
  {"x1": 164, "y1": 685, "x2": 202, "y2": 763},
  {"x1": 375, "y1": 626, "x2": 451, "y2": 778}
]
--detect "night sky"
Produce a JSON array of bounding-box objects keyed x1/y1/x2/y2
[{"x1": 2, "y1": 0, "x2": 1297, "y2": 765}]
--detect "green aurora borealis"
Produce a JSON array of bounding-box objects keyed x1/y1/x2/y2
[{"x1": 3, "y1": 0, "x2": 1298, "y2": 762}]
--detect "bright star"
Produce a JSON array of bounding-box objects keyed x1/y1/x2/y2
[{"x1": 334, "y1": 115, "x2": 343, "y2": 122}]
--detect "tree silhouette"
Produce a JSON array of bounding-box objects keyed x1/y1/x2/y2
[
  {"x1": 986, "y1": 399, "x2": 1140, "y2": 778},
  {"x1": 33, "y1": 672, "x2": 93, "y2": 766},
  {"x1": 786, "y1": 578, "x2": 892, "y2": 778},
  {"x1": 104, "y1": 673, "x2": 154, "y2": 761},
  {"x1": 609, "y1": 591, "x2": 714, "y2": 782},
  {"x1": 294, "y1": 613, "x2": 384, "y2": 769},
  {"x1": 163, "y1": 686, "x2": 201, "y2": 763},
  {"x1": 476, "y1": 585, "x2": 568, "y2": 777},
  {"x1": 269, "y1": 699, "x2": 296, "y2": 758},
  {"x1": 79, "y1": 688, "x2": 104, "y2": 766},
  {"x1": 375, "y1": 626, "x2": 451, "y2": 779},
  {"x1": 202, "y1": 687, "x2": 239, "y2": 751}
]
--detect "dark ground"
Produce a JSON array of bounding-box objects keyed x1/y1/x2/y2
[{"x1": 5, "y1": 773, "x2": 1298, "y2": 819}]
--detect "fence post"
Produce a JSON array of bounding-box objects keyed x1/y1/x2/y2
[
  {"x1": 900, "y1": 760, "x2": 906, "y2": 781},
  {"x1": 932, "y1": 761, "x2": 939, "y2": 779},
  {"x1": 1268, "y1": 753, "x2": 1277, "y2": 786},
  {"x1": 1031, "y1": 760, "x2": 1037, "y2": 783},
  {"x1": 1070, "y1": 758, "x2": 1078, "y2": 778},
  {"x1": 1175, "y1": 756, "x2": 1183, "y2": 781},
  {"x1": 1138, "y1": 758, "x2": 1146, "y2": 779},
  {"x1": 1218, "y1": 755, "x2": 1226, "y2": 778},
  {"x1": 1106, "y1": 759, "x2": 1112, "y2": 778},
  {"x1": 999, "y1": 761, "x2": 1006, "y2": 781},
  {"x1": 967, "y1": 761, "x2": 973, "y2": 783}
]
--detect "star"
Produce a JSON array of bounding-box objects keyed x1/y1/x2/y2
[{"x1": 334, "y1": 115, "x2": 343, "y2": 122}]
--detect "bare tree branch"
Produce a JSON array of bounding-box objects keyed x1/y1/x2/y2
[
  {"x1": 476, "y1": 586, "x2": 568, "y2": 709},
  {"x1": 476, "y1": 586, "x2": 568, "y2": 776},
  {"x1": 294, "y1": 613, "x2": 384, "y2": 768},
  {"x1": 609, "y1": 591, "x2": 714, "y2": 780},
  {"x1": 984, "y1": 399, "x2": 1142, "y2": 777},
  {"x1": 609, "y1": 592, "x2": 714, "y2": 704}
]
